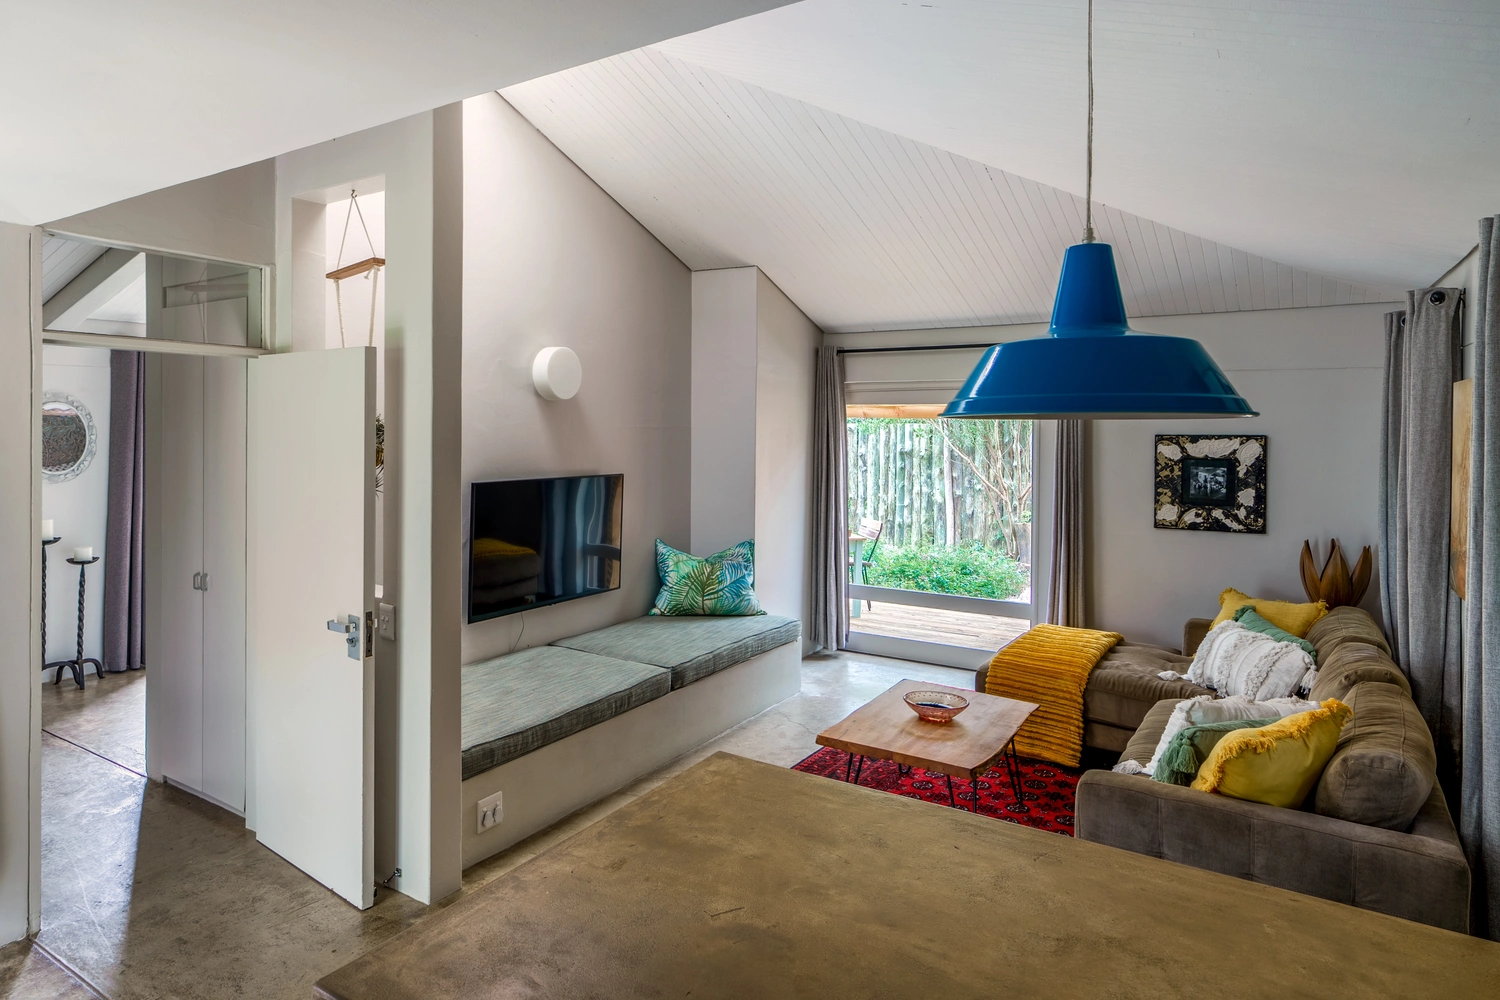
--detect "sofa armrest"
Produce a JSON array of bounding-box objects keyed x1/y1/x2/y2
[
  {"x1": 974, "y1": 664, "x2": 988, "y2": 693},
  {"x1": 1075, "y1": 771, "x2": 1470, "y2": 932},
  {"x1": 1182, "y1": 618, "x2": 1213, "y2": 657}
]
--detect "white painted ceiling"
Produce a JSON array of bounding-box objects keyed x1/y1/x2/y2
[
  {"x1": 505, "y1": 48, "x2": 1400, "y2": 333},
  {"x1": 40, "y1": 237, "x2": 107, "y2": 302},
  {"x1": 505, "y1": 0, "x2": 1496, "y2": 331},
  {"x1": 1, "y1": 0, "x2": 790, "y2": 225},
  {"x1": 651, "y1": 0, "x2": 1499, "y2": 290}
]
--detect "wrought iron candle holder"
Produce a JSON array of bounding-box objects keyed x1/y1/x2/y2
[{"x1": 53, "y1": 555, "x2": 104, "y2": 689}]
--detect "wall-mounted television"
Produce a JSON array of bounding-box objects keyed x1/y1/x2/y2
[{"x1": 467, "y1": 474, "x2": 624, "y2": 623}]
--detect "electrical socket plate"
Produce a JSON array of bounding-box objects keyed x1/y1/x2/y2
[
  {"x1": 477, "y1": 790, "x2": 503, "y2": 834},
  {"x1": 378, "y1": 603, "x2": 396, "y2": 641}
]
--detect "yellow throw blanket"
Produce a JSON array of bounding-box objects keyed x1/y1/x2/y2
[{"x1": 985, "y1": 624, "x2": 1122, "y2": 767}]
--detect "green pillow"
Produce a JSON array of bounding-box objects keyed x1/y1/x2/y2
[
  {"x1": 649, "y1": 539, "x2": 765, "y2": 617},
  {"x1": 1152, "y1": 718, "x2": 1278, "y2": 786},
  {"x1": 1234, "y1": 606, "x2": 1318, "y2": 662}
]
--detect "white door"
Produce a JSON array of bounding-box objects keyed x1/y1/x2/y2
[{"x1": 247, "y1": 347, "x2": 375, "y2": 909}]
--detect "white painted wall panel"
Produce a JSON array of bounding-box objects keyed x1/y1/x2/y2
[
  {"x1": 691, "y1": 268, "x2": 758, "y2": 555},
  {"x1": 505, "y1": 49, "x2": 1399, "y2": 335}
]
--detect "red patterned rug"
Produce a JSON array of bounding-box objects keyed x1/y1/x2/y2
[{"x1": 791, "y1": 747, "x2": 1082, "y2": 836}]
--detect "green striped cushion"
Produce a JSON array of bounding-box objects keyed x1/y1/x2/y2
[
  {"x1": 553, "y1": 614, "x2": 801, "y2": 689},
  {"x1": 461, "y1": 646, "x2": 670, "y2": 780}
]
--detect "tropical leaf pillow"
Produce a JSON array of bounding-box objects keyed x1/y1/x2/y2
[{"x1": 649, "y1": 539, "x2": 765, "y2": 617}]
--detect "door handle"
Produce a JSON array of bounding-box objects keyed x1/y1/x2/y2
[{"x1": 327, "y1": 614, "x2": 361, "y2": 660}]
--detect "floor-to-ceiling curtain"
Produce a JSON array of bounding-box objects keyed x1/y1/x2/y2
[
  {"x1": 102, "y1": 350, "x2": 144, "y2": 672},
  {"x1": 1047, "y1": 419, "x2": 1085, "y2": 628},
  {"x1": 1463, "y1": 216, "x2": 1500, "y2": 939},
  {"x1": 810, "y1": 346, "x2": 849, "y2": 651},
  {"x1": 1380, "y1": 289, "x2": 1463, "y2": 781}
]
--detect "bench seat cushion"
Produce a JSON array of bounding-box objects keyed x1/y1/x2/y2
[
  {"x1": 553, "y1": 614, "x2": 801, "y2": 690},
  {"x1": 461, "y1": 647, "x2": 670, "y2": 780}
]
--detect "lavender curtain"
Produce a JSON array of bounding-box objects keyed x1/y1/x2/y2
[
  {"x1": 1047, "y1": 419, "x2": 1086, "y2": 628},
  {"x1": 1380, "y1": 290, "x2": 1463, "y2": 781},
  {"x1": 103, "y1": 350, "x2": 144, "y2": 672},
  {"x1": 810, "y1": 346, "x2": 848, "y2": 651},
  {"x1": 1462, "y1": 216, "x2": 1500, "y2": 939}
]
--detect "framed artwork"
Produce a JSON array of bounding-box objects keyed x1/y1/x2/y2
[{"x1": 1154, "y1": 434, "x2": 1267, "y2": 533}]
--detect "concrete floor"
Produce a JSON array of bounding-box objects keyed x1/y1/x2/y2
[{"x1": 13, "y1": 652, "x2": 971, "y2": 999}]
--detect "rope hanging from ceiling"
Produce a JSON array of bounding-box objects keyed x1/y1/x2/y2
[{"x1": 327, "y1": 188, "x2": 384, "y2": 349}]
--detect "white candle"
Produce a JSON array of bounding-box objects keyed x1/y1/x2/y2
[
  {"x1": 41, "y1": 519, "x2": 53, "y2": 540},
  {"x1": 73, "y1": 546, "x2": 92, "y2": 561}
]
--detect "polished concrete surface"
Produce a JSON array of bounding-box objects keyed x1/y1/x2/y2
[
  {"x1": 319, "y1": 753, "x2": 1500, "y2": 1000},
  {"x1": 20, "y1": 652, "x2": 969, "y2": 999}
]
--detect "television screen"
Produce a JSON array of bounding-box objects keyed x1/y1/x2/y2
[{"x1": 467, "y1": 474, "x2": 624, "y2": 623}]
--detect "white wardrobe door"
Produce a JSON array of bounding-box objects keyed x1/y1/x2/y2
[
  {"x1": 156, "y1": 354, "x2": 205, "y2": 790},
  {"x1": 202, "y1": 356, "x2": 247, "y2": 810}
]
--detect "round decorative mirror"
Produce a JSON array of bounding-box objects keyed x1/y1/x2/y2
[{"x1": 41, "y1": 392, "x2": 97, "y2": 484}]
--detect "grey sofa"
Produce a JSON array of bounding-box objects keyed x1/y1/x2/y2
[
  {"x1": 975, "y1": 621, "x2": 1214, "y2": 752},
  {"x1": 1074, "y1": 607, "x2": 1471, "y2": 932}
]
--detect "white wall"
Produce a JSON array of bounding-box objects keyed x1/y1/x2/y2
[
  {"x1": 40, "y1": 345, "x2": 111, "y2": 668},
  {"x1": 462, "y1": 93, "x2": 692, "y2": 661},
  {"x1": 0, "y1": 222, "x2": 42, "y2": 943},
  {"x1": 753, "y1": 271, "x2": 818, "y2": 640},
  {"x1": 1089, "y1": 303, "x2": 1398, "y2": 647},
  {"x1": 46, "y1": 160, "x2": 275, "y2": 266},
  {"x1": 275, "y1": 108, "x2": 464, "y2": 904}
]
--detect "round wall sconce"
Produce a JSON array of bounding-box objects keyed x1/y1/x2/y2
[{"x1": 532, "y1": 346, "x2": 582, "y2": 401}]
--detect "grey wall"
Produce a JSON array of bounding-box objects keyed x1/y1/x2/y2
[
  {"x1": 1089, "y1": 302, "x2": 1397, "y2": 647},
  {"x1": 753, "y1": 271, "x2": 819, "y2": 642},
  {"x1": 461, "y1": 93, "x2": 692, "y2": 662},
  {"x1": 690, "y1": 268, "x2": 758, "y2": 554},
  {"x1": 47, "y1": 160, "x2": 276, "y2": 265},
  {"x1": 0, "y1": 223, "x2": 40, "y2": 943}
]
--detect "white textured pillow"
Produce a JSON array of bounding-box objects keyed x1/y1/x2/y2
[
  {"x1": 1182, "y1": 621, "x2": 1316, "y2": 700},
  {"x1": 1115, "y1": 694, "x2": 1319, "y2": 777}
]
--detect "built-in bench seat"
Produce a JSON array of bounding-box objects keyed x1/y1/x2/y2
[
  {"x1": 460, "y1": 647, "x2": 670, "y2": 781},
  {"x1": 551, "y1": 614, "x2": 802, "y2": 689},
  {"x1": 460, "y1": 613, "x2": 803, "y2": 868}
]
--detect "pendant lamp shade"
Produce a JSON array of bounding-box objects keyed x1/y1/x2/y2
[{"x1": 942, "y1": 243, "x2": 1257, "y2": 419}]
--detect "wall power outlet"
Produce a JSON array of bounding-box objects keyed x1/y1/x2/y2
[{"x1": 477, "y1": 790, "x2": 503, "y2": 834}]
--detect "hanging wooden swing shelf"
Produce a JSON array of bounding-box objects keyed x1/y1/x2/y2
[{"x1": 326, "y1": 256, "x2": 385, "y2": 281}]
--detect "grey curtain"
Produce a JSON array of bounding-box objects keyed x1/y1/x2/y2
[
  {"x1": 103, "y1": 350, "x2": 144, "y2": 672},
  {"x1": 810, "y1": 346, "x2": 849, "y2": 651},
  {"x1": 1380, "y1": 290, "x2": 1463, "y2": 781},
  {"x1": 1047, "y1": 419, "x2": 1085, "y2": 628},
  {"x1": 1463, "y1": 216, "x2": 1500, "y2": 939}
]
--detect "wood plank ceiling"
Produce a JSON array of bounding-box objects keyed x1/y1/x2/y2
[{"x1": 505, "y1": 48, "x2": 1400, "y2": 333}]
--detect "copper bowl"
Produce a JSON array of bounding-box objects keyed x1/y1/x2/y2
[{"x1": 903, "y1": 690, "x2": 969, "y2": 723}]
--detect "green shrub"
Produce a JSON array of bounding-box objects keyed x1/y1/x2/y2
[{"x1": 863, "y1": 543, "x2": 1027, "y2": 600}]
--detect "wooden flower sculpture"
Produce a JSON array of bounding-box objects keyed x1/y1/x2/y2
[{"x1": 1300, "y1": 539, "x2": 1372, "y2": 609}]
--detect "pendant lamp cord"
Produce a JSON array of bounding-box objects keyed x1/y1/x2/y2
[{"x1": 1083, "y1": 0, "x2": 1095, "y2": 243}]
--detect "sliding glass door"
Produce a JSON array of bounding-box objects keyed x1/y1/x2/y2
[{"x1": 844, "y1": 404, "x2": 1034, "y2": 666}]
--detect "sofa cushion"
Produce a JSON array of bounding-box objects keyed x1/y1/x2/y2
[
  {"x1": 1314, "y1": 681, "x2": 1437, "y2": 831},
  {"x1": 461, "y1": 647, "x2": 670, "y2": 780},
  {"x1": 1210, "y1": 588, "x2": 1328, "y2": 636},
  {"x1": 1309, "y1": 642, "x2": 1411, "y2": 702},
  {"x1": 1233, "y1": 606, "x2": 1318, "y2": 661},
  {"x1": 1153, "y1": 718, "x2": 1277, "y2": 786},
  {"x1": 1121, "y1": 698, "x2": 1181, "y2": 768},
  {"x1": 1306, "y1": 606, "x2": 1392, "y2": 660},
  {"x1": 1084, "y1": 643, "x2": 1208, "y2": 732},
  {"x1": 1191, "y1": 700, "x2": 1353, "y2": 809},
  {"x1": 553, "y1": 614, "x2": 801, "y2": 690}
]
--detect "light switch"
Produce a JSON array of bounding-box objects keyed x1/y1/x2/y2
[
  {"x1": 378, "y1": 603, "x2": 396, "y2": 641},
  {"x1": 477, "y1": 790, "x2": 503, "y2": 833}
]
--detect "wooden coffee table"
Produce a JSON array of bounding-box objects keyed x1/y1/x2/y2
[{"x1": 816, "y1": 679, "x2": 1038, "y2": 811}]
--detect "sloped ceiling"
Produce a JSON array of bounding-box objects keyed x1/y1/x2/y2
[
  {"x1": 504, "y1": 0, "x2": 1496, "y2": 332},
  {"x1": 505, "y1": 48, "x2": 1400, "y2": 333},
  {"x1": 651, "y1": 0, "x2": 1499, "y2": 291},
  {"x1": 0, "y1": 0, "x2": 790, "y2": 225}
]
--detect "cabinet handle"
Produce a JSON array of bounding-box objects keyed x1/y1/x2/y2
[
  {"x1": 201, "y1": 573, "x2": 210, "y2": 592},
  {"x1": 193, "y1": 572, "x2": 202, "y2": 591}
]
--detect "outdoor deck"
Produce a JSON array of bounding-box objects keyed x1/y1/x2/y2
[{"x1": 849, "y1": 602, "x2": 1029, "y2": 652}]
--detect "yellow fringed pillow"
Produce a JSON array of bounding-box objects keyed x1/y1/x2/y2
[
  {"x1": 1210, "y1": 588, "x2": 1329, "y2": 637},
  {"x1": 1191, "y1": 699, "x2": 1353, "y2": 809}
]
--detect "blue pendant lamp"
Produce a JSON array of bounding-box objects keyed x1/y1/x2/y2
[{"x1": 942, "y1": 1, "x2": 1256, "y2": 421}]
